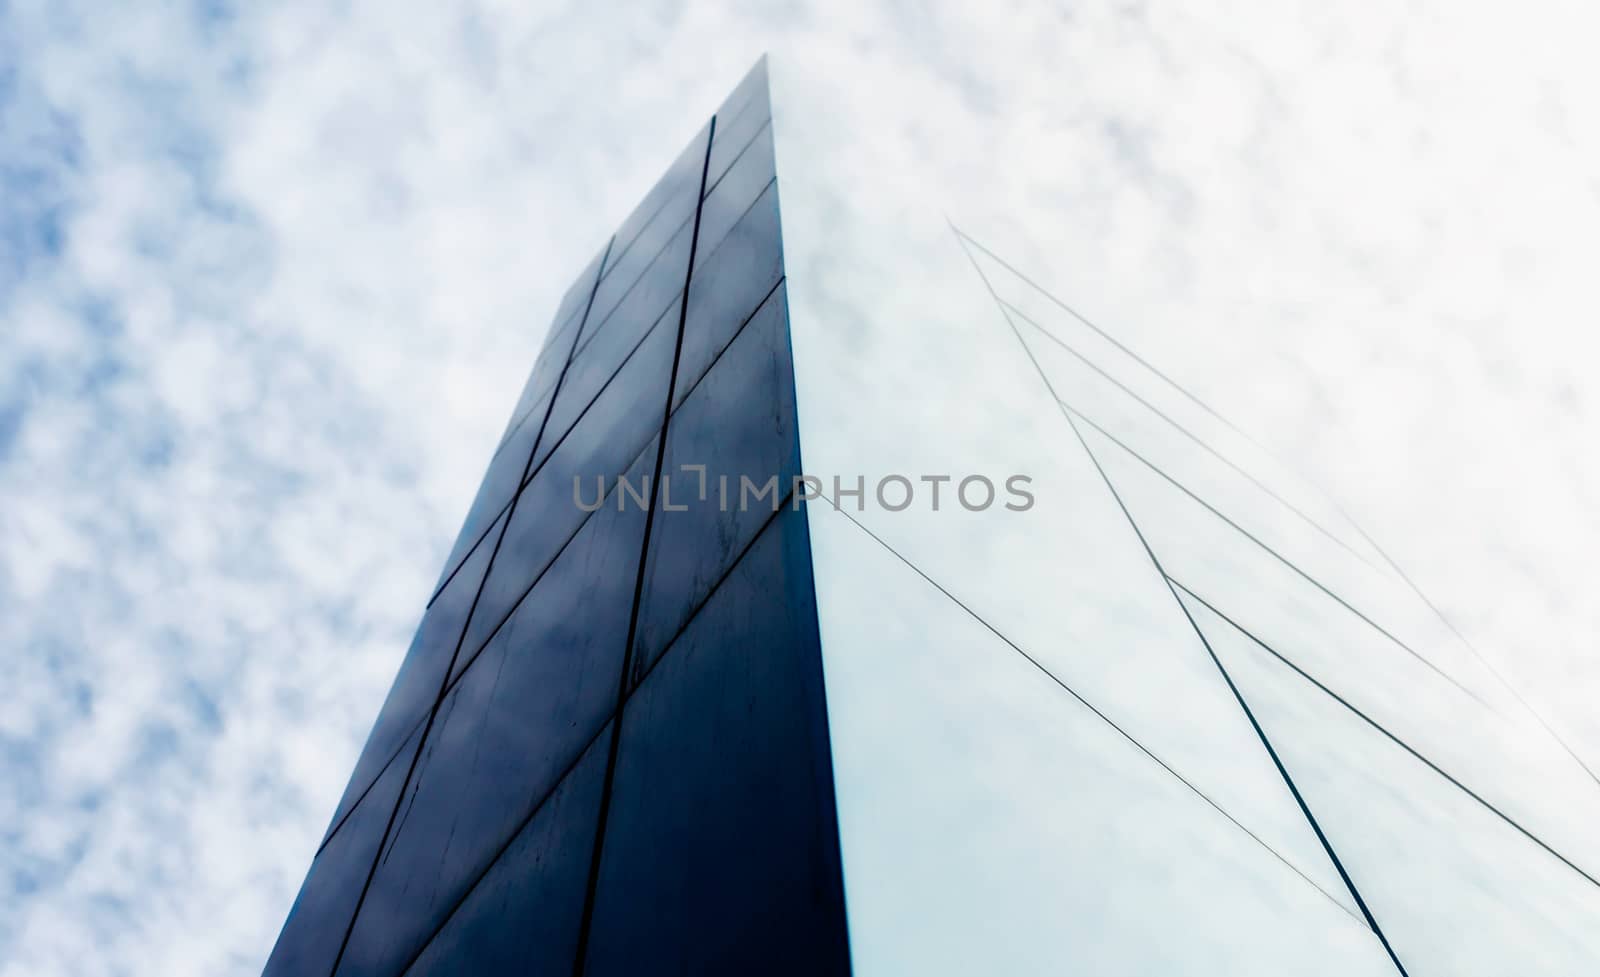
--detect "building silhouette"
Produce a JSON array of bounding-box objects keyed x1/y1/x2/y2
[{"x1": 265, "y1": 57, "x2": 1600, "y2": 976}]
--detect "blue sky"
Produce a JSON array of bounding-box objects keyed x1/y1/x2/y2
[{"x1": 2, "y1": 1, "x2": 1598, "y2": 974}]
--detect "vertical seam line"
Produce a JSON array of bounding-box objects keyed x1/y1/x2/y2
[
  {"x1": 951, "y1": 224, "x2": 1413, "y2": 977},
  {"x1": 324, "y1": 235, "x2": 615, "y2": 977},
  {"x1": 568, "y1": 115, "x2": 716, "y2": 977}
]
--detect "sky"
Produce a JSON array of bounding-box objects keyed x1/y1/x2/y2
[{"x1": 2, "y1": 1, "x2": 1598, "y2": 975}]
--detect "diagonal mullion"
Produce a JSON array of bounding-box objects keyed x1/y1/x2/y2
[
  {"x1": 954, "y1": 224, "x2": 1413, "y2": 977},
  {"x1": 1003, "y1": 297, "x2": 1380, "y2": 573},
  {"x1": 1340, "y1": 513, "x2": 1600, "y2": 791},
  {"x1": 818, "y1": 495, "x2": 1361, "y2": 923},
  {"x1": 1169, "y1": 575, "x2": 1600, "y2": 892},
  {"x1": 568, "y1": 114, "x2": 718, "y2": 977},
  {"x1": 955, "y1": 224, "x2": 1597, "y2": 791},
  {"x1": 386, "y1": 494, "x2": 796, "y2": 977},
  {"x1": 325, "y1": 232, "x2": 617, "y2": 977},
  {"x1": 1055, "y1": 392, "x2": 1489, "y2": 710}
]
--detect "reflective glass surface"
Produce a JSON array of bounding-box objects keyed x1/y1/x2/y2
[
  {"x1": 1094, "y1": 434, "x2": 1600, "y2": 869},
  {"x1": 275, "y1": 58, "x2": 854, "y2": 977},
  {"x1": 336, "y1": 521, "x2": 637, "y2": 977},
  {"x1": 461, "y1": 314, "x2": 674, "y2": 659},
  {"x1": 485, "y1": 236, "x2": 606, "y2": 493},
  {"x1": 442, "y1": 245, "x2": 603, "y2": 600},
  {"x1": 805, "y1": 508, "x2": 1389, "y2": 975},
  {"x1": 402, "y1": 727, "x2": 611, "y2": 977},
  {"x1": 583, "y1": 507, "x2": 848, "y2": 977},
  {"x1": 321, "y1": 508, "x2": 507, "y2": 848},
  {"x1": 430, "y1": 404, "x2": 545, "y2": 600},
  {"x1": 694, "y1": 120, "x2": 775, "y2": 272},
  {"x1": 672, "y1": 181, "x2": 782, "y2": 409},
  {"x1": 455, "y1": 436, "x2": 654, "y2": 687},
  {"x1": 538, "y1": 283, "x2": 680, "y2": 475},
  {"x1": 717, "y1": 56, "x2": 768, "y2": 117},
  {"x1": 705, "y1": 62, "x2": 772, "y2": 190},
  {"x1": 1200, "y1": 596, "x2": 1600, "y2": 972},
  {"x1": 496, "y1": 303, "x2": 581, "y2": 454},
  {"x1": 586, "y1": 123, "x2": 710, "y2": 337},
  {"x1": 550, "y1": 243, "x2": 610, "y2": 346},
  {"x1": 264, "y1": 726, "x2": 425, "y2": 977},
  {"x1": 632, "y1": 285, "x2": 798, "y2": 682},
  {"x1": 268, "y1": 53, "x2": 1600, "y2": 977},
  {"x1": 772, "y1": 53, "x2": 1600, "y2": 974}
]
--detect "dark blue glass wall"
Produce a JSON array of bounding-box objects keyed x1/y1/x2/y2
[{"x1": 262, "y1": 57, "x2": 851, "y2": 977}]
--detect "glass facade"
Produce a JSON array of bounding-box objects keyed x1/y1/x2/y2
[
  {"x1": 267, "y1": 56, "x2": 1600, "y2": 977},
  {"x1": 263, "y1": 58, "x2": 849, "y2": 977},
  {"x1": 769, "y1": 56, "x2": 1600, "y2": 976}
]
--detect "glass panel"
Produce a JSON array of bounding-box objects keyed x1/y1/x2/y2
[
  {"x1": 775, "y1": 202, "x2": 1360, "y2": 926},
  {"x1": 968, "y1": 237, "x2": 1376, "y2": 566},
  {"x1": 1021, "y1": 325, "x2": 1438, "y2": 656},
  {"x1": 587, "y1": 123, "x2": 709, "y2": 334},
  {"x1": 710, "y1": 58, "x2": 768, "y2": 152},
  {"x1": 692, "y1": 121, "x2": 776, "y2": 274},
  {"x1": 1019, "y1": 313, "x2": 1385, "y2": 580},
  {"x1": 804, "y1": 508, "x2": 1392, "y2": 975},
  {"x1": 462, "y1": 306, "x2": 675, "y2": 658},
  {"x1": 493, "y1": 237, "x2": 606, "y2": 464},
  {"x1": 318, "y1": 717, "x2": 414, "y2": 851},
  {"x1": 264, "y1": 725, "x2": 424, "y2": 977},
  {"x1": 1193, "y1": 592, "x2": 1600, "y2": 973},
  {"x1": 323, "y1": 508, "x2": 507, "y2": 846},
  {"x1": 403, "y1": 725, "x2": 611, "y2": 977},
  {"x1": 1092, "y1": 426, "x2": 1600, "y2": 869},
  {"x1": 632, "y1": 286, "x2": 798, "y2": 682},
  {"x1": 539, "y1": 290, "x2": 678, "y2": 476},
  {"x1": 457, "y1": 435, "x2": 654, "y2": 687},
  {"x1": 496, "y1": 298, "x2": 583, "y2": 454},
  {"x1": 706, "y1": 68, "x2": 772, "y2": 191},
  {"x1": 430, "y1": 402, "x2": 546, "y2": 600},
  {"x1": 549, "y1": 241, "x2": 609, "y2": 345},
  {"x1": 671, "y1": 180, "x2": 782, "y2": 409},
  {"x1": 335, "y1": 527, "x2": 635, "y2": 977},
  {"x1": 770, "y1": 74, "x2": 1405, "y2": 969},
  {"x1": 582, "y1": 507, "x2": 849, "y2": 977},
  {"x1": 584, "y1": 213, "x2": 692, "y2": 367}
]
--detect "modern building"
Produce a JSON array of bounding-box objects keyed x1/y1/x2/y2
[{"x1": 264, "y1": 58, "x2": 1600, "y2": 976}]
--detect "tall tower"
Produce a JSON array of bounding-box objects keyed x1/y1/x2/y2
[
  {"x1": 265, "y1": 57, "x2": 1600, "y2": 976},
  {"x1": 263, "y1": 59, "x2": 847, "y2": 977}
]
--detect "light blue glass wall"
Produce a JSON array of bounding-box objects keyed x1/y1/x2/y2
[{"x1": 772, "y1": 56, "x2": 1600, "y2": 976}]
